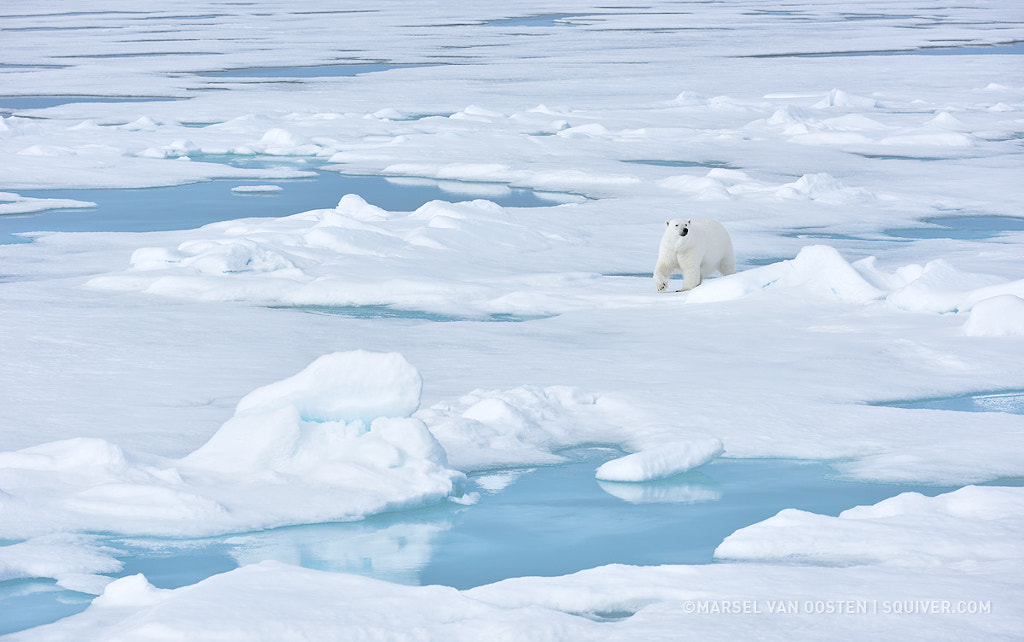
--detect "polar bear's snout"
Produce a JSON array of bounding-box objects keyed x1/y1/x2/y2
[{"x1": 680, "y1": 227, "x2": 688, "y2": 237}]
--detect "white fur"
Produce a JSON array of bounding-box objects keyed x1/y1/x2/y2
[{"x1": 654, "y1": 217, "x2": 735, "y2": 292}]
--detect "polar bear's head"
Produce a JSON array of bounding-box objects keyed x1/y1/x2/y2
[{"x1": 664, "y1": 218, "x2": 692, "y2": 238}]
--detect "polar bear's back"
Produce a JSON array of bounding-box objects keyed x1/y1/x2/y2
[{"x1": 687, "y1": 217, "x2": 732, "y2": 250}]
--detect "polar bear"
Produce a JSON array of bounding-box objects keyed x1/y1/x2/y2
[{"x1": 654, "y1": 217, "x2": 735, "y2": 292}]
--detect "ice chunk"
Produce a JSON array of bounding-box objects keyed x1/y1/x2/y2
[
  {"x1": 594, "y1": 438, "x2": 723, "y2": 482},
  {"x1": 257, "y1": 128, "x2": 309, "y2": 153},
  {"x1": 687, "y1": 245, "x2": 885, "y2": 305},
  {"x1": 812, "y1": 88, "x2": 878, "y2": 109},
  {"x1": 92, "y1": 574, "x2": 171, "y2": 608},
  {"x1": 774, "y1": 173, "x2": 874, "y2": 204},
  {"x1": 0, "y1": 534, "x2": 121, "y2": 591},
  {"x1": 233, "y1": 351, "x2": 422, "y2": 423},
  {"x1": 964, "y1": 295, "x2": 1024, "y2": 336},
  {"x1": 230, "y1": 184, "x2": 282, "y2": 193},
  {"x1": 334, "y1": 193, "x2": 390, "y2": 220}
]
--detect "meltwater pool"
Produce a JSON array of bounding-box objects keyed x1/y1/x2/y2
[{"x1": 0, "y1": 453, "x2": 963, "y2": 635}]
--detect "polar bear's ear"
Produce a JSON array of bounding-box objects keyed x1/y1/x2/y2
[{"x1": 665, "y1": 220, "x2": 670, "y2": 226}]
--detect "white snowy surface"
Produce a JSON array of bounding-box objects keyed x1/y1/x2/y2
[
  {"x1": 0, "y1": 352, "x2": 463, "y2": 538},
  {"x1": 9, "y1": 544, "x2": 1022, "y2": 641},
  {"x1": 964, "y1": 295, "x2": 1024, "y2": 337},
  {"x1": 2, "y1": 0, "x2": 1024, "y2": 639},
  {"x1": 715, "y1": 486, "x2": 1024, "y2": 567}
]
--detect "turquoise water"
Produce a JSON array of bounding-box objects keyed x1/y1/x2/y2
[
  {"x1": 623, "y1": 159, "x2": 735, "y2": 169},
  {"x1": 778, "y1": 214, "x2": 1024, "y2": 244},
  {"x1": 269, "y1": 304, "x2": 553, "y2": 323},
  {"x1": 877, "y1": 390, "x2": 1024, "y2": 415},
  {"x1": 886, "y1": 215, "x2": 1024, "y2": 240},
  {"x1": 0, "y1": 96, "x2": 183, "y2": 112},
  {"x1": 0, "y1": 454, "x2": 961, "y2": 634},
  {"x1": 484, "y1": 14, "x2": 581, "y2": 28},
  {"x1": 3, "y1": 167, "x2": 564, "y2": 244}
]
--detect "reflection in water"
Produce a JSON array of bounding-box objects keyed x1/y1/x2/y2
[
  {"x1": 597, "y1": 470, "x2": 722, "y2": 504},
  {"x1": 225, "y1": 518, "x2": 454, "y2": 586}
]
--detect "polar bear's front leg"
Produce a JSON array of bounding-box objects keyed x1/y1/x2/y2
[{"x1": 653, "y1": 260, "x2": 673, "y2": 292}]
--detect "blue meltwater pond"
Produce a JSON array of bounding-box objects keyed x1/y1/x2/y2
[
  {"x1": 1, "y1": 161, "x2": 571, "y2": 244},
  {"x1": 0, "y1": 453, "x2": 968, "y2": 634}
]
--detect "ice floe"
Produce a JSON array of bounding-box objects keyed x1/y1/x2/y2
[
  {"x1": 0, "y1": 352, "x2": 463, "y2": 538},
  {"x1": 715, "y1": 486, "x2": 1024, "y2": 567}
]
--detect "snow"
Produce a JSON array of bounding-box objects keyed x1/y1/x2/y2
[
  {"x1": 10, "y1": 547, "x2": 1022, "y2": 641},
  {"x1": 716, "y1": 485, "x2": 1024, "y2": 567},
  {"x1": 0, "y1": 352, "x2": 463, "y2": 538},
  {"x1": 0, "y1": 535, "x2": 119, "y2": 595},
  {"x1": 2, "y1": 0, "x2": 1023, "y2": 639}
]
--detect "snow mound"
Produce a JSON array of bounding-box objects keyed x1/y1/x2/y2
[
  {"x1": 964, "y1": 295, "x2": 1024, "y2": 336},
  {"x1": 255, "y1": 128, "x2": 320, "y2": 155},
  {"x1": 418, "y1": 386, "x2": 608, "y2": 471},
  {"x1": 233, "y1": 351, "x2": 422, "y2": 423},
  {"x1": 594, "y1": 438, "x2": 723, "y2": 482},
  {"x1": 714, "y1": 486, "x2": 1024, "y2": 567},
  {"x1": 855, "y1": 257, "x2": 1011, "y2": 313},
  {"x1": 687, "y1": 245, "x2": 885, "y2": 304},
  {"x1": 775, "y1": 173, "x2": 875, "y2": 204},
  {"x1": 92, "y1": 574, "x2": 171, "y2": 608},
  {"x1": 0, "y1": 352, "x2": 463, "y2": 538},
  {"x1": 812, "y1": 88, "x2": 878, "y2": 110},
  {"x1": 688, "y1": 247, "x2": 1018, "y2": 314}
]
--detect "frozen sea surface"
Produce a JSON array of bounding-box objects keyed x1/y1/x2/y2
[{"x1": 2, "y1": 1, "x2": 1023, "y2": 639}]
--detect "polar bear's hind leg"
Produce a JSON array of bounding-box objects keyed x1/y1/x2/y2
[{"x1": 719, "y1": 251, "x2": 736, "y2": 276}]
